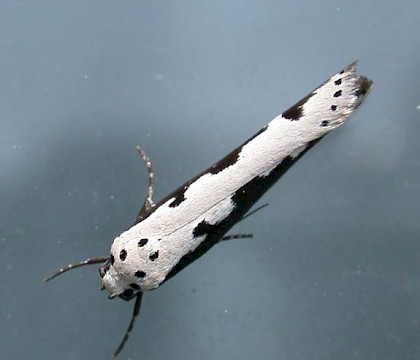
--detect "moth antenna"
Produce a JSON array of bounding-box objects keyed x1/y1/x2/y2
[
  {"x1": 219, "y1": 204, "x2": 268, "y2": 241},
  {"x1": 134, "y1": 145, "x2": 156, "y2": 224},
  {"x1": 113, "y1": 293, "x2": 143, "y2": 357},
  {"x1": 44, "y1": 257, "x2": 109, "y2": 282}
]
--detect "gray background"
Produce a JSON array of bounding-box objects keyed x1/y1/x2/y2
[{"x1": 1, "y1": 1, "x2": 419, "y2": 360}]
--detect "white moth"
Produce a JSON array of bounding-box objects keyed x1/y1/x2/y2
[{"x1": 46, "y1": 62, "x2": 372, "y2": 356}]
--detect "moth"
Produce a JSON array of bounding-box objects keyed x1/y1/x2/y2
[{"x1": 46, "y1": 62, "x2": 371, "y2": 356}]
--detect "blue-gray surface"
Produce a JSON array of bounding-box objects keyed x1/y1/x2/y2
[{"x1": 1, "y1": 1, "x2": 419, "y2": 359}]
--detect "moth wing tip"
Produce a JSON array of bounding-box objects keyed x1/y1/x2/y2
[{"x1": 343, "y1": 60, "x2": 359, "y2": 73}]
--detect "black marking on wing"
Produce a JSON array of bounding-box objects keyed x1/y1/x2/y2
[
  {"x1": 282, "y1": 91, "x2": 316, "y2": 120},
  {"x1": 168, "y1": 186, "x2": 187, "y2": 207},
  {"x1": 354, "y1": 76, "x2": 372, "y2": 100},
  {"x1": 164, "y1": 138, "x2": 322, "y2": 283},
  {"x1": 193, "y1": 220, "x2": 218, "y2": 238},
  {"x1": 242, "y1": 125, "x2": 268, "y2": 146},
  {"x1": 209, "y1": 147, "x2": 241, "y2": 175}
]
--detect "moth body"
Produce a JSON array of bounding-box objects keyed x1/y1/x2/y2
[
  {"x1": 46, "y1": 62, "x2": 372, "y2": 356},
  {"x1": 101, "y1": 63, "x2": 371, "y2": 299}
]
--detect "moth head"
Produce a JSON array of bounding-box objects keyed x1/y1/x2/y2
[
  {"x1": 44, "y1": 254, "x2": 141, "y2": 301},
  {"x1": 99, "y1": 253, "x2": 142, "y2": 301}
]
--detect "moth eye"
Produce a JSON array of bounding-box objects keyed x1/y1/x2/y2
[
  {"x1": 119, "y1": 288, "x2": 136, "y2": 301},
  {"x1": 98, "y1": 259, "x2": 110, "y2": 278}
]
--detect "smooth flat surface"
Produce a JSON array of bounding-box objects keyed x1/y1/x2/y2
[{"x1": 1, "y1": 1, "x2": 419, "y2": 359}]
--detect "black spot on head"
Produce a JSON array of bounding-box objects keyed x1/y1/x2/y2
[
  {"x1": 138, "y1": 238, "x2": 148, "y2": 247},
  {"x1": 110, "y1": 254, "x2": 115, "y2": 265},
  {"x1": 193, "y1": 220, "x2": 218, "y2": 238},
  {"x1": 321, "y1": 120, "x2": 329, "y2": 127},
  {"x1": 334, "y1": 90, "x2": 342, "y2": 98},
  {"x1": 123, "y1": 289, "x2": 134, "y2": 298},
  {"x1": 168, "y1": 190, "x2": 186, "y2": 207},
  {"x1": 282, "y1": 91, "x2": 315, "y2": 120},
  {"x1": 119, "y1": 249, "x2": 127, "y2": 261},
  {"x1": 130, "y1": 283, "x2": 141, "y2": 290},
  {"x1": 331, "y1": 105, "x2": 337, "y2": 111},
  {"x1": 149, "y1": 250, "x2": 159, "y2": 261},
  {"x1": 334, "y1": 78, "x2": 342, "y2": 86},
  {"x1": 135, "y1": 270, "x2": 146, "y2": 278}
]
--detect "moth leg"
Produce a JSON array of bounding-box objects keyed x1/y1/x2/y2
[
  {"x1": 221, "y1": 233, "x2": 253, "y2": 241},
  {"x1": 220, "y1": 204, "x2": 269, "y2": 242},
  {"x1": 113, "y1": 292, "x2": 143, "y2": 357},
  {"x1": 240, "y1": 203, "x2": 268, "y2": 222},
  {"x1": 134, "y1": 145, "x2": 156, "y2": 224}
]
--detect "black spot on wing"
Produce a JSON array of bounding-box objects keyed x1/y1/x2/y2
[
  {"x1": 282, "y1": 91, "x2": 316, "y2": 120},
  {"x1": 209, "y1": 147, "x2": 241, "y2": 175},
  {"x1": 208, "y1": 125, "x2": 269, "y2": 175},
  {"x1": 354, "y1": 76, "x2": 372, "y2": 99},
  {"x1": 193, "y1": 220, "x2": 218, "y2": 238},
  {"x1": 247, "y1": 125, "x2": 268, "y2": 142},
  {"x1": 168, "y1": 186, "x2": 187, "y2": 207}
]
